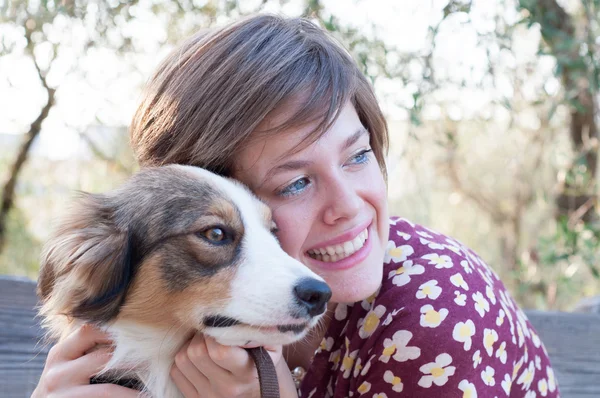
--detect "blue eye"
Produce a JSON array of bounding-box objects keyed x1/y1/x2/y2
[
  {"x1": 350, "y1": 149, "x2": 373, "y2": 165},
  {"x1": 279, "y1": 177, "x2": 310, "y2": 197}
]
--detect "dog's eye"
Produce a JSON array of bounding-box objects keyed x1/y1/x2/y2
[
  {"x1": 206, "y1": 228, "x2": 224, "y2": 241},
  {"x1": 200, "y1": 227, "x2": 230, "y2": 244}
]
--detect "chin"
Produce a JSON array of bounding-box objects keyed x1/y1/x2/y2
[
  {"x1": 37, "y1": 165, "x2": 332, "y2": 398},
  {"x1": 329, "y1": 263, "x2": 384, "y2": 304}
]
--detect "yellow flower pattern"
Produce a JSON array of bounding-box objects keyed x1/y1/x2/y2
[
  {"x1": 383, "y1": 370, "x2": 404, "y2": 392},
  {"x1": 358, "y1": 305, "x2": 386, "y2": 338},
  {"x1": 453, "y1": 320, "x2": 476, "y2": 350},
  {"x1": 419, "y1": 304, "x2": 449, "y2": 328},
  {"x1": 418, "y1": 353, "x2": 456, "y2": 387},
  {"x1": 458, "y1": 379, "x2": 478, "y2": 398},
  {"x1": 416, "y1": 279, "x2": 442, "y2": 300},
  {"x1": 357, "y1": 381, "x2": 371, "y2": 395},
  {"x1": 502, "y1": 373, "x2": 512, "y2": 395}
]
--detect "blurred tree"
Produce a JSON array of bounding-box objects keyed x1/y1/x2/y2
[
  {"x1": 0, "y1": 0, "x2": 140, "y2": 253},
  {"x1": 0, "y1": 0, "x2": 269, "y2": 255},
  {"x1": 519, "y1": 0, "x2": 599, "y2": 222},
  {"x1": 393, "y1": 0, "x2": 600, "y2": 308}
]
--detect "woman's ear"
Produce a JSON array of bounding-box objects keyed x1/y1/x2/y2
[{"x1": 38, "y1": 193, "x2": 135, "y2": 324}]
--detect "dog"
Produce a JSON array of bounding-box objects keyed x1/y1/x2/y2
[{"x1": 37, "y1": 165, "x2": 331, "y2": 397}]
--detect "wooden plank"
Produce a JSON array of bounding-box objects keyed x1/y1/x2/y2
[
  {"x1": 1, "y1": 275, "x2": 600, "y2": 398},
  {"x1": 527, "y1": 310, "x2": 600, "y2": 398},
  {"x1": 0, "y1": 276, "x2": 48, "y2": 398}
]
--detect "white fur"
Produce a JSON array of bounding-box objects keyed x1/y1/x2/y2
[{"x1": 103, "y1": 321, "x2": 188, "y2": 398}]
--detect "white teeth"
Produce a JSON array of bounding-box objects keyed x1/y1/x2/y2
[
  {"x1": 343, "y1": 241, "x2": 353, "y2": 253},
  {"x1": 308, "y1": 228, "x2": 369, "y2": 262},
  {"x1": 352, "y1": 236, "x2": 362, "y2": 250}
]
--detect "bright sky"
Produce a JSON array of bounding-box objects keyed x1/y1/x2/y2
[{"x1": 0, "y1": 0, "x2": 554, "y2": 160}]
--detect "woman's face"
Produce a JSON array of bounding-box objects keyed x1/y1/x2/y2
[{"x1": 233, "y1": 101, "x2": 389, "y2": 303}]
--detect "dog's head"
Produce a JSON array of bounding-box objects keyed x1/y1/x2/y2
[{"x1": 38, "y1": 165, "x2": 330, "y2": 346}]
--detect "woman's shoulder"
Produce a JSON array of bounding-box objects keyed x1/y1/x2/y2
[
  {"x1": 386, "y1": 216, "x2": 478, "y2": 259},
  {"x1": 381, "y1": 216, "x2": 499, "y2": 300}
]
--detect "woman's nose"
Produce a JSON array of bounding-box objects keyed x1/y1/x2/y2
[{"x1": 322, "y1": 176, "x2": 362, "y2": 224}]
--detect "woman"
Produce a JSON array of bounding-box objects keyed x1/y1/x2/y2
[{"x1": 33, "y1": 14, "x2": 559, "y2": 398}]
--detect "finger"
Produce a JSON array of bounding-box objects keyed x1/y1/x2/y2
[
  {"x1": 263, "y1": 345, "x2": 282, "y2": 352},
  {"x1": 170, "y1": 365, "x2": 200, "y2": 398},
  {"x1": 53, "y1": 324, "x2": 113, "y2": 362},
  {"x1": 239, "y1": 343, "x2": 283, "y2": 369},
  {"x1": 174, "y1": 338, "x2": 212, "y2": 392},
  {"x1": 264, "y1": 345, "x2": 283, "y2": 363},
  {"x1": 47, "y1": 347, "x2": 114, "y2": 387},
  {"x1": 59, "y1": 384, "x2": 143, "y2": 398},
  {"x1": 204, "y1": 335, "x2": 255, "y2": 378},
  {"x1": 72, "y1": 346, "x2": 115, "y2": 384}
]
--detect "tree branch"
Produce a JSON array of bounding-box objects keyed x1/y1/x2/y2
[{"x1": 0, "y1": 26, "x2": 55, "y2": 254}]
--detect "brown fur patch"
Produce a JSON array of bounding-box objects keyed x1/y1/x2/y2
[
  {"x1": 38, "y1": 193, "x2": 131, "y2": 330},
  {"x1": 210, "y1": 196, "x2": 241, "y2": 226},
  {"x1": 118, "y1": 252, "x2": 236, "y2": 330}
]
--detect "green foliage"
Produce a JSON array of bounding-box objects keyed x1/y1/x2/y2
[{"x1": 530, "y1": 216, "x2": 600, "y2": 308}]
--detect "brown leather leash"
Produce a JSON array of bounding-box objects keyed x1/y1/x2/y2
[{"x1": 247, "y1": 346, "x2": 280, "y2": 398}]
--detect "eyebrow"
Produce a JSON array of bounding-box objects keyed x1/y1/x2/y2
[
  {"x1": 342, "y1": 127, "x2": 369, "y2": 151},
  {"x1": 263, "y1": 127, "x2": 369, "y2": 182}
]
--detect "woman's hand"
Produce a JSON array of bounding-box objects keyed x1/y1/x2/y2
[
  {"x1": 171, "y1": 333, "x2": 298, "y2": 398},
  {"x1": 31, "y1": 324, "x2": 140, "y2": 398}
]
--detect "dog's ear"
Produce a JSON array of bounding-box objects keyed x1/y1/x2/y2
[{"x1": 38, "y1": 193, "x2": 135, "y2": 324}]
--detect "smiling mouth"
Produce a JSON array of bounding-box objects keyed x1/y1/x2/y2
[
  {"x1": 307, "y1": 228, "x2": 368, "y2": 262},
  {"x1": 203, "y1": 315, "x2": 308, "y2": 334}
]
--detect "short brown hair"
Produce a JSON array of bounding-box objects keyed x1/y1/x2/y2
[{"x1": 130, "y1": 14, "x2": 388, "y2": 178}]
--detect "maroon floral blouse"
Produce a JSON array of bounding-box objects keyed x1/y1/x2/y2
[{"x1": 299, "y1": 217, "x2": 559, "y2": 398}]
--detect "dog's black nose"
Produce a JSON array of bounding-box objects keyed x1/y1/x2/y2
[{"x1": 294, "y1": 278, "x2": 332, "y2": 317}]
